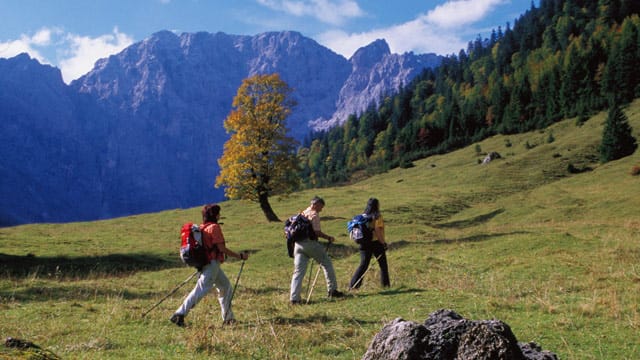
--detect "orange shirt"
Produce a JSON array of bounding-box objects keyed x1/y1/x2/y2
[{"x1": 201, "y1": 222, "x2": 226, "y2": 263}]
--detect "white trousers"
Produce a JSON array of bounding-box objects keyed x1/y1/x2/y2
[
  {"x1": 290, "y1": 239, "x2": 337, "y2": 301},
  {"x1": 174, "y1": 260, "x2": 234, "y2": 321}
]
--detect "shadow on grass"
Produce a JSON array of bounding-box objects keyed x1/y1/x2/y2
[
  {"x1": 3, "y1": 284, "x2": 164, "y2": 303},
  {"x1": 327, "y1": 240, "x2": 412, "y2": 259},
  {"x1": 321, "y1": 215, "x2": 347, "y2": 221},
  {"x1": 0, "y1": 252, "x2": 179, "y2": 279},
  {"x1": 432, "y1": 208, "x2": 505, "y2": 229},
  {"x1": 349, "y1": 286, "x2": 425, "y2": 298},
  {"x1": 270, "y1": 314, "x2": 380, "y2": 326},
  {"x1": 433, "y1": 231, "x2": 529, "y2": 244}
]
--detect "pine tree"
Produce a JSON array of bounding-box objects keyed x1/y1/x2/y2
[{"x1": 599, "y1": 102, "x2": 638, "y2": 163}]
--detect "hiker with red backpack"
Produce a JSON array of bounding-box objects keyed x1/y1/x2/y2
[
  {"x1": 348, "y1": 198, "x2": 390, "y2": 290},
  {"x1": 170, "y1": 204, "x2": 249, "y2": 327}
]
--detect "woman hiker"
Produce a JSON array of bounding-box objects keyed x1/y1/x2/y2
[
  {"x1": 348, "y1": 197, "x2": 390, "y2": 290},
  {"x1": 170, "y1": 204, "x2": 249, "y2": 327}
]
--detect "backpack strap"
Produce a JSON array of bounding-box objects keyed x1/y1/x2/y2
[{"x1": 200, "y1": 222, "x2": 218, "y2": 252}]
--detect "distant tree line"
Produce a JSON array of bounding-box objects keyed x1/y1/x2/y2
[{"x1": 296, "y1": 0, "x2": 640, "y2": 188}]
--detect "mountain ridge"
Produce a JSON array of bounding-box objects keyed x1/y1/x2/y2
[{"x1": 0, "y1": 30, "x2": 442, "y2": 226}]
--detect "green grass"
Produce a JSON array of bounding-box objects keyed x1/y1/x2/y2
[{"x1": 2, "y1": 100, "x2": 640, "y2": 359}]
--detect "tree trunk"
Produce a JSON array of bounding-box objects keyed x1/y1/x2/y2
[{"x1": 259, "y1": 193, "x2": 280, "y2": 222}]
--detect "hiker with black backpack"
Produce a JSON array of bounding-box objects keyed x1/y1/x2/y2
[
  {"x1": 348, "y1": 198, "x2": 390, "y2": 290},
  {"x1": 289, "y1": 196, "x2": 345, "y2": 304},
  {"x1": 170, "y1": 204, "x2": 249, "y2": 327}
]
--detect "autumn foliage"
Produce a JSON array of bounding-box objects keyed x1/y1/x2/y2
[{"x1": 216, "y1": 73, "x2": 299, "y2": 221}]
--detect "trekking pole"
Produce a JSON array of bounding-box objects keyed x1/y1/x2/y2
[
  {"x1": 306, "y1": 259, "x2": 314, "y2": 297},
  {"x1": 224, "y1": 256, "x2": 246, "y2": 322},
  {"x1": 351, "y1": 253, "x2": 383, "y2": 291},
  {"x1": 141, "y1": 270, "x2": 199, "y2": 318},
  {"x1": 306, "y1": 267, "x2": 322, "y2": 304},
  {"x1": 305, "y1": 242, "x2": 331, "y2": 304}
]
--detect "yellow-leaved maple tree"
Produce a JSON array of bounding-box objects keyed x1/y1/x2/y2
[{"x1": 216, "y1": 73, "x2": 299, "y2": 221}]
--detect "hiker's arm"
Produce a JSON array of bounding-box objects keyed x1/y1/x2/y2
[
  {"x1": 217, "y1": 242, "x2": 249, "y2": 260},
  {"x1": 315, "y1": 230, "x2": 335, "y2": 243},
  {"x1": 374, "y1": 218, "x2": 387, "y2": 247}
]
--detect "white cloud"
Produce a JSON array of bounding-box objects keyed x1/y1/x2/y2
[
  {"x1": 0, "y1": 27, "x2": 133, "y2": 84},
  {"x1": 425, "y1": 0, "x2": 508, "y2": 29},
  {"x1": 0, "y1": 27, "x2": 59, "y2": 65},
  {"x1": 58, "y1": 28, "x2": 134, "y2": 83},
  {"x1": 257, "y1": 0, "x2": 365, "y2": 26},
  {"x1": 317, "y1": 0, "x2": 507, "y2": 58}
]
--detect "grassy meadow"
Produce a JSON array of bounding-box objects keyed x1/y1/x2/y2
[{"x1": 2, "y1": 100, "x2": 640, "y2": 359}]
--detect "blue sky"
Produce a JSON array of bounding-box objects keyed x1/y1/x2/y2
[{"x1": 0, "y1": 0, "x2": 533, "y2": 83}]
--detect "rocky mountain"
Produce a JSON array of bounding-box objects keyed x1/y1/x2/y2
[{"x1": 0, "y1": 31, "x2": 441, "y2": 226}]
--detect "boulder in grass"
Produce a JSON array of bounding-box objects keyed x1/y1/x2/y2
[{"x1": 362, "y1": 309, "x2": 557, "y2": 360}]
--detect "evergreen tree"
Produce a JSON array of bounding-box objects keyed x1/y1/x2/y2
[{"x1": 599, "y1": 102, "x2": 638, "y2": 162}]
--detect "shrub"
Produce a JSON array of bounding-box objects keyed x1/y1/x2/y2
[
  {"x1": 631, "y1": 165, "x2": 640, "y2": 176},
  {"x1": 600, "y1": 103, "x2": 637, "y2": 163}
]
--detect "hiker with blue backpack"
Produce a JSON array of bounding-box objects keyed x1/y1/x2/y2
[
  {"x1": 289, "y1": 196, "x2": 345, "y2": 304},
  {"x1": 170, "y1": 204, "x2": 249, "y2": 327},
  {"x1": 348, "y1": 198, "x2": 390, "y2": 290}
]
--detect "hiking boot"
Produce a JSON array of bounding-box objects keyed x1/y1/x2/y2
[
  {"x1": 327, "y1": 289, "x2": 345, "y2": 298},
  {"x1": 170, "y1": 314, "x2": 185, "y2": 327},
  {"x1": 222, "y1": 319, "x2": 237, "y2": 326},
  {"x1": 290, "y1": 300, "x2": 302, "y2": 305}
]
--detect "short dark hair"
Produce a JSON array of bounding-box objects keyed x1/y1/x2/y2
[
  {"x1": 311, "y1": 196, "x2": 325, "y2": 206},
  {"x1": 202, "y1": 204, "x2": 221, "y2": 223}
]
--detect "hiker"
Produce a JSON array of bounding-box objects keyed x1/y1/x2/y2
[
  {"x1": 289, "y1": 196, "x2": 344, "y2": 304},
  {"x1": 170, "y1": 204, "x2": 249, "y2": 327},
  {"x1": 349, "y1": 198, "x2": 390, "y2": 290}
]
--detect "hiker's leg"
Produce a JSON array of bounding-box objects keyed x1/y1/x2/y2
[
  {"x1": 349, "y1": 248, "x2": 373, "y2": 289},
  {"x1": 290, "y1": 241, "x2": 310, "y2": 302},
  {"x1": 175, "y1": 263, "x2": 215, "y2": 316},
  {"x1": 373, "y1": 242, "x2": 390, "y2": 287},
  {"x1": 212, "y1": 262, "x2": 234, "y2": 321},
  {"x1": 307, "y1": 241, "x2": 337, "y2": 292}
]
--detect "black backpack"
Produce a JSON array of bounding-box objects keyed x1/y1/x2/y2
[
  {"x1": 284, "y1": 213, "x2": 317, "y2": 257},
  {"x1": 347, "y1": 214, "x2": 373, "y2": 244}
]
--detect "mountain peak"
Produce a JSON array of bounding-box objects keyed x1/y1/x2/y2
[
  {"x1": 349, "y1": 39, "x2": 391, "y2": 67},
  {"x1": 1, "y1": 30, "x2": 440, "y2": 226}
]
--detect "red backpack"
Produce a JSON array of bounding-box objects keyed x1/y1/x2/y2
[{"x1": 179, "y1": 222, "x2": 209, "y2": 269}]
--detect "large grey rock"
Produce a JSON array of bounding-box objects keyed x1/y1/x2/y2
[
  {"x1": 362, "y1": 309, "x2": 558, "y2": 360},
  {"x1": 362, "y1": 318, "x2": 430, "y2": 360}
]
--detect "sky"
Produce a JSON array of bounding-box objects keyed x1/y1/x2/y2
[{"x1": 0, "y1": 0, "x2": 534, "y2": 84}]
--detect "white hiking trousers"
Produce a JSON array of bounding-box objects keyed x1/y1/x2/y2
[
  {"x1": 175, "y1": 260, "x2": 234, "y2": 321},
  {"x1": 290, "y1": 238, "x2": 337, "y2": 301}
]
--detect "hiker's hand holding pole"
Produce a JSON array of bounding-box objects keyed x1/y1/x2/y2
[
  {"x1": 315, "y1": 230, "x2": 334, "y2": 244},
  {"x1": 238, "y1": 251, "x2": 249, "y2": 260}
]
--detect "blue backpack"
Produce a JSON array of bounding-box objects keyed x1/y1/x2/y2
[{"x1": 347, "y1": 214, "x2": 373, "y2": 244}]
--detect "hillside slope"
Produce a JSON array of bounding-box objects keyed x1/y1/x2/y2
[{"x1": 1, "y1": 100, "x2": 639, "y2": 359}]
